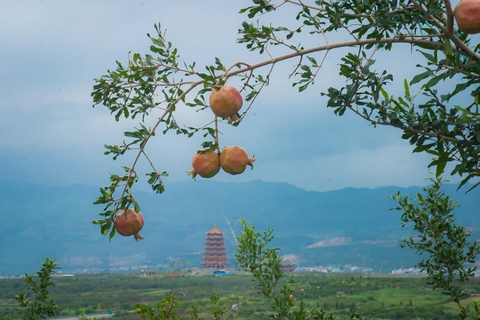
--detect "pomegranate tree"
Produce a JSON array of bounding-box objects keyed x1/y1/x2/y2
[
  {"x1": 188, "y1": 149, "x2": 220, "y2": 179},
  {"x1": 114, "y1": 208, "x2": 144, "y2": 241},
  {"x1": 220, "y1": 146, "x2": 255, "y2": 175},
  {"x1": 209, "y1": 86, "x2": 243, "y2": 120},
  {"x1": 454, "y1": 0, "x2": 480, "y2": 34}
]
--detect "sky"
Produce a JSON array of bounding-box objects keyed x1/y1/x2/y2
[{"x1": 0, "y1": 0, "x2": 469, "y2": 194}]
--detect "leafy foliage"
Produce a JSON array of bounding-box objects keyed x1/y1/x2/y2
[
  {"x1": 126, "y1": 213, "x2": 478, "y2": 319},
  {"x1": 391, "y1": 177, "x2": 480, "y2": 319},
  {"x1": 91, "y1": 0, "x2": 480, "y2": 238},
  {"x1": 89, "y1": 0, "x2": 480, "y2": 319},
  {"x1": 135, "y1": 294, "x2": 181, "y2": 320},
  {"x1": 5, "y1": 271, "x2": 478, "y2": 319},
  {"x1": 5, "y1": 258, "x2": 60, "y2": 320},
  {"x1": 235, "y1": 219, "x2": 359, "y2": 319}
]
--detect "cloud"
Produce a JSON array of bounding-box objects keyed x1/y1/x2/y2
[
  {"x1": 255, "y1": 142, "x2": 434, "y2": 192},
  {"x1": 0, "y1": 0, "x2": 467, "y2": 193}
]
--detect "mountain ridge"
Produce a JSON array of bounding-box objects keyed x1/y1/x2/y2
[{"x1": 1, "y1": 179, "x2": 478, "y2": 275}]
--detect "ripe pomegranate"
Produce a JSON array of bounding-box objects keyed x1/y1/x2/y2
[
  {"x1": 114, "y1": 208, "x2": 144, "y2": 241},
  {"x1": 454, "y1": 0, "x2": 480, "y2": 34},
  {"x1": 209, "y1": 86, "x2": 243, "y2": 119},
  {"x1": 220, "y1": 146, "x2": 255, "y2": 175},
  {"x1": 188, "y1": 149, "x2": 220, "y2": 179}
]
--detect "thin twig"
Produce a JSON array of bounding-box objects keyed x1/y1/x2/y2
[{"x1": 222, "y1": 212, "x2": 239, "y2": 246}]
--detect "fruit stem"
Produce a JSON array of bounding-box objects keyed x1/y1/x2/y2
[
  {"x1": 248, "y1": 155, "x2": 255, "y2": 169},
  {"x1": 187, "y1": 169, "x2": 198, "y2": 180},
  {"x1": 214, "y1": 117, "x2": 221, "y2": 153}
]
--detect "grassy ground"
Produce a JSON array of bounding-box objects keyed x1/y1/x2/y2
[{"x1": 1, "y1": 271, "x2": 478, "y2": 319}]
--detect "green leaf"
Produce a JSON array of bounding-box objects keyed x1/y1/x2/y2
[
  {"x1": 109, "y1": 225, "x2": 116, "y2": 240},
  {"x1": 298, "y1": 83, "x2": 309, "y2": 92},
  {"x1": 100, "y1": 220, "x2": 112, "y2": 236},
  {"x1": 410, "y1": 70, "x2": 433, "y2": 85},
  {"x1": 425, "y1": 72, "x2": 448, "y2": 88},
  {"x1": 398, "y1": 96, "x2": 409, "y2": 108},
  {"x1": 92, "y1": 218, "x2": 107, "y2": 225},
  {"x1": 307, "y1": 56, "x2": 317, "y2": 65},
  {"x1": 124, "y1": 131, "x2": 140, "y2": 138},
  {"x1": 413, "y1": 142, "x2": 436, "y2": 153},
  {"x1": 134, "y1": 201, "x2": 141, "y2": 213},
  {"x1": 404, "y1": 79, "x2": 410, "y2": 99},
  {"x1": 465, "y1": 181, "x2": 480, "y2": 193},
  {"x1": 435, "y1": 159, "x2": 447, "y2": 177},
  {"x1": 417, "y1": 50, "x2": 436, "y2": 63},
  {"x1": 443, "y1": 37, "x2": 453, "y2": 61},
  {"x1": 380, "y1": 87, "x2": 389, "y2": 100},
  {"x1": 457, "y1": 173, "x2": 477, "y2": 191},
  {"x1": 153, "y1": 183, "x2": 165, "y2": 194}
]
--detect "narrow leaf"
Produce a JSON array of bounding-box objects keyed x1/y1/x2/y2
[{"x1": 404, "y1": 79, "x2": 410, "y2": 99}]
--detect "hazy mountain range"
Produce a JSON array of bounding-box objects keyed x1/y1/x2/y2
[{"x1": 1, "y1": 179, "x2": 479, "y2": 276}]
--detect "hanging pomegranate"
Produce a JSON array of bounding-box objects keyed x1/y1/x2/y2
[
  {"x1": 209, "y1": 86, "x2": 243, "y2": 119},
  {"x1": 188, "y1": 149, "x2": 221, "y2": 179},
  {"x1": 220, "y1": 146, "x2": 255, "y2": 175},
  {"x1": 114, "y1": 208, "x2": 144, "y2": 241},
  {"x1": 454, "y1": 0, "x2": 480, "y2": 34}
]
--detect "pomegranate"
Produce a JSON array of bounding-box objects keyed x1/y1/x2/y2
[
  {"x1": 188, "y1": 149, "x2": 220, "y2": 179},
  {"x1": 454, "y1": 0, "x2": 480, "y2": 34},
  {"x1": 209, "y1": 86, "x2": 243, "y2": 118},
  {"x1": 114, "y1": 208, "x2": 144, "y2": 241},
  {"x1": 220, "y1": 146, "x2": 255, "y2": 175}
]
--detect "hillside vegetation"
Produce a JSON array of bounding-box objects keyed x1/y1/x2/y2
[{"x1": 2, "y1": 272, "x2": 479, "y2": 320}]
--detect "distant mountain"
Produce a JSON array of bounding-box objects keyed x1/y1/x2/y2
[{"x1": 0, "y1": 179, "x2": 478, "y2": 276}]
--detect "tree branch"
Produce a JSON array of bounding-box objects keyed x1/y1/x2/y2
[
  {"x1": 347, "y1": 106, "x2": 476, "y2": 145},
  {"x1": 410, "y1": 0, "x2": 479, "y2": 60}
]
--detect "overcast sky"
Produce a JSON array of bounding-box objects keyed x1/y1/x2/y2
[{"x1": 0, "y1": 0, "x2": 469, "y2": 194}]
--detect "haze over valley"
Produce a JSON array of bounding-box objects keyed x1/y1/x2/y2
[{"x1": 1, "y1": 179, "x2": 478, "y2": 276}]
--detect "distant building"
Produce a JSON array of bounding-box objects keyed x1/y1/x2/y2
[
  {"x1": 280, "y1": 263, "x2": 296, "y2": 272},
  {"x1": 170, "y1": 273, "x2": 182, "y2": 278},
  {"x1": 201, "y1": 225, "x2": 229, "y2": 269},
  {"x1": 140, "y1": 269, "x2": 156, "y2": 277}
]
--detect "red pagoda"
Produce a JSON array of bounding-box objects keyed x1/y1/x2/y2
[{"x1": 201, "y1": 225, "x2": 229, "y2": 269}]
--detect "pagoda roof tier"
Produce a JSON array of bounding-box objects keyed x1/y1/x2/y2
[
  {"x1": 201, "y1": 265, "x2": 230, "y2": 268},
  {"x1": 203, "y1": 251, "x2": 227, "y2": 254},
  {"x1": 201, "y1": 261, "x2": 230, "y2": 265},
  {"x1": 206, "y1": 225, "x2": 224, "y2": 235}
]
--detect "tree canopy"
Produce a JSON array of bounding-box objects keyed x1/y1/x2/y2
[{"x1": 91, "y1": 0, "x2": 479, "y2": 239}]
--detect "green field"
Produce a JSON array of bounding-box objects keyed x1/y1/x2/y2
[{"x1": 1, "y1": 271, "x2": 479, "y2": 319}]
